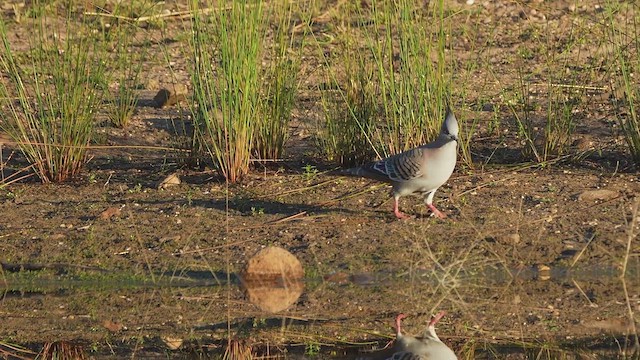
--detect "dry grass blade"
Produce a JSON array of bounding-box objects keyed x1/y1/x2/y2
[
  {"x1": 223, "y1": 339, "x2": 254, "y2": 360},
  {"x1": 0, "y1": 341, "x2": 36, "y2": 360},
  {"x1": 607, "y1": 4, "x2": 640, "y2": 165},
  {"x1": 620, "y1": 199, "x2": 640, "y2": 355},
  {"x1": 85, "y1": 3, "x2": 264, "y2": 23},
  {"x1": 317, "y1": 0, "x2": 453, "y2": 165},
  {"x1": 105, "y1": 4, "x2": 145, "y2": 129},
  {"x1": 39, "y1": 341, "x2": 86, "y2": 360},
  {"x1": 189, "y1": 0, "x2": 265, "y2": 182},
  {"x1": 0, "y1": 12, "x2": 106, "y2": 183},
  {"x1": 253, "y1": 0, "x2": 305, "y2": 161}
]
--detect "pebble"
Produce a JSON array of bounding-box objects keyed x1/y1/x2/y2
[{"x1": 578, "y1": 189, "x2": 619, "y2": 202}]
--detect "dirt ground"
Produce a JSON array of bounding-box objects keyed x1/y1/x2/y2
[{"x1": 1, "y1": 0, "x2": 640, "y2": 358}]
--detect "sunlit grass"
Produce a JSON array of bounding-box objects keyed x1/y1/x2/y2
[
  {"x1": 189, "y1": 0, "x2": 265, "y2": 183},
  {"x1": 606, "y1": 2, "x2": 640, "y2": 165},
  {"x1": 253, "y1": 0, "x2": 305, "y2": 161},
  {"x1": 0, "y1": 7, "x2": 106, "y2": 183},
  {"x1": 366, "y1": 0, "x2": 451, "y2": 157},
  {"x1": 506, "y1": 21, "x2": 588, "y2": 163},
  {"x1": 104, "y1": 9, "x2": 145, "y2": 128},
  {"x1": 39, "y1": 341, "x2": 86, "y2": 360},
  {"x1": 318, "y1": 29, "x2": 378, "y2": 165},
  {"x1": 318, "y1": 0, "x2": 453, "y2": 165}
]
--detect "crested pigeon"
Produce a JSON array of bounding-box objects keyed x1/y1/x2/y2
[
  {"x1": 340, "y1": 110, "x2": 459, "y2": 219},
  {"x1": 386, "y1": 312, "x2": 458, "y2": 360}
]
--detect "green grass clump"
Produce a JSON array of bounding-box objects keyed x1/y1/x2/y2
[
  {"x1": 319, "y1": 32, "x2": 378, "y2": 165},
  {"x1": 318, "y1": 0, "x2": 452, "y2": 165},
  {"x1": 189, "y1": 0, "x2": 265, "y2": 183},
  {"x1": 39, "y1": 341, "x2": 86, "y2": 360},
  {"x1": 0, "y1": 12, "x2": 106, "y2": 183},
  {"x1": 253, "y1": 0, "x2": 304, "y2": 161},
  {"x1": 366, "y1": 0, "x2": 450, "y2": 157},
  {"x1": 606, "y1": 2, "x2": 640, "y2": 164},
  {"x1": 104, "y1": 13, "x2": 145, "y2": 128},
  {"x1": 507, "y1": 21, "x2": 585, "y2": 163}
]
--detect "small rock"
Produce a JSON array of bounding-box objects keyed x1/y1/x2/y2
[
  {"x1": 153, "y1": 88, "x2": 186, "y2": 108},
  {"x1": 497, "y1": 233, "x2": 520, "y2": 244},
  {"x1": 584, "y1": 318, "x2": 636, "y2": 334},
  {"x1": 146, "y1": 78, "x2": 160, "y2": 90},
  {"x1": 578, "y1": 189, "x2": 618, "y2": 202},
  {"x1": 100, "y1": 206, "x2": 122, "y2": 220},
  {"x1": 482, "y1": 102, "x2": 495, "y2": 112},
  {"x1": 241, "y1": 247, "x2": 304, "y2": 313},
  {"x1": 162, "y1": 336, "x2": 184, "y2": 350},
  {"x1": 103, "y1": 320, "x2": 124, "y2": 332},
  {"x1": 324, "y1": 272, "x2": 349, "y2": 283},
  {"x1": 242, "y1": 246, "x2": 303, "y2": 281},
  {"x1": 50, "y1": 233, "x2": 66, "y2": 241},
  {"x1": 158, "y1": 173, "x2": 181, "y2": 189},
  {"x1": 572, "y1": 137, "x2": 594, "y2": 151},
  {"x1": 173, "y1": 83, "x2": 188, "y2": 96},
  {"x1": 153, "y1": 89, "x2": 173, "y2": 108},
  {"x1": 536, "y1": 264, "x2": 551, "y2": 281}
]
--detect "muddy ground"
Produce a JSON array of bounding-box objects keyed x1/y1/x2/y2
[{"x1": 1, "y1": 0, "x2": 640, "y2": 358}]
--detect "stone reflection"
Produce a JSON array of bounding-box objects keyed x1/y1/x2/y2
[{"x1": 240, "y1": 246, "x2": 304, "y2": 313}]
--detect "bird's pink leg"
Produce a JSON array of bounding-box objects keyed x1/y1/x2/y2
[
  {"x1": 429, "y1": 311, "x2": 447, "y2": 327},
  {"x1": 394, "y1": 198, "x2": 411, "y2": 219},
  {"x1": 381, "y1": 313, "x2": 407, "y2": 349},
  {"x1": 427, "y1": 204, "x2": 447, "y2": 219},
  {"x1": 395, "y1": 313, "x2": 408, "y2": 336}
]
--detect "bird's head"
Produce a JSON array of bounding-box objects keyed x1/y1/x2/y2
[{"x1": 440, "y1": 110, "x2": 459, "y2": 143}]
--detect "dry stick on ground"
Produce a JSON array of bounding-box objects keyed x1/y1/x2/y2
[
  {"x1": 85, "y1": 1, "x2": 271, "y2": 23},
  {"x1": 268, "y1": 181, "x2": 386, "y2": 224},
  {"x1": 530, "y1": 83, "x2": 606, "y2": 91},
  {"x1": 0, "y1": 164, "x2": 36, "y2": 187},
  {"x1": 292, "y1": 0, "x2": 347, "y2": 33},
  {"x1": 0, "y1": 342, "x2": 35, "y2": 360},
  {"x1": 173, "y1": 238, "x2": 256, "y2": 256},
  {"x1": 571, "y1": 279, "x2": 598, "y2": 308},
  {"x1": 621, "y1": 199, "x2": 640, "y2": 354},
  {"x1": 570, "y1": 231, "x2": 597, "y2": 268}
]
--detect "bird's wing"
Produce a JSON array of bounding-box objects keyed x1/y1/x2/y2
[
  {"x1": 385, "y1": 351, "x2": 422, "y2": 360},
  {"x1": 373, "y1": 147, "x2": 426, "y2": 182}
]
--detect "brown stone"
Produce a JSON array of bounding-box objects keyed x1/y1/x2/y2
[
  {"x1": 241, "y1": 246, "x2": 303, "y2": 281},
  {"x1": 578, "y1": 189, "x2": 619, "y2": 202},
  {"x1": 153, "y1": 88, "x2": 186, "y2": 108},
  {"x1": 241, "y1": 246, "x2": 304, "y2": 313}
]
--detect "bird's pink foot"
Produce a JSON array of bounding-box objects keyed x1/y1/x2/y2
[
  {"x1": 393, "y1": 199, "x2": 412, "y2": 219},
  {"x1": 428, "y1": 311, "x2": 447, "y2": 327},
  {"x1": 394, "y1": 313, "x2": 408, "y2": 335},
  {"x1": 428, "y1": 204, "x2": 447, "y2": 219},
  {"x1": 394, "y1": 208, "x2": 412, "y2": 219}
]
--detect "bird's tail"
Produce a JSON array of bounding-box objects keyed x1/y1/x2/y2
[
  {"x1": 334, "y1": 167, "x2": 365, "y2": 177},
  {"x1": 333, "y1": 166, "x2": 389, "y2": 182}
]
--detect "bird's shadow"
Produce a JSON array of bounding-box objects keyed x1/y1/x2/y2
[
  {"x1": 189, "y1": 197, "x2": 348, "y2": 218},
  {"x1": 194, "y1": 316, "x2": 340, "y2": 332}
]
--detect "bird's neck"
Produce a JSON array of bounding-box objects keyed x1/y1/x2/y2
[
  {"x1": 426, "y1": 136, "x2": 457, "y2": 149},
  {"x1": 424, "y1": 327, "x2": 442, "y2": 342}
]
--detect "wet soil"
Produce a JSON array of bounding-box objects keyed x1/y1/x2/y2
[{"x1": 1, "y1": 0, "x2": 639, "y2": 358}]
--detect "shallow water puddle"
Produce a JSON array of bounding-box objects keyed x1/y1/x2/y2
[{"x1": 2, "y1": 255, "x2": 638, "y2": 359}]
